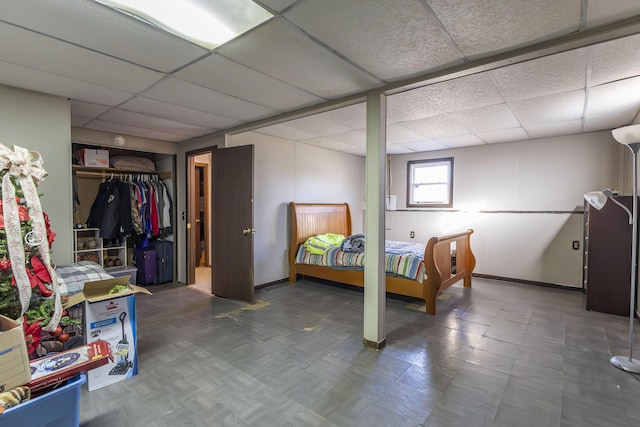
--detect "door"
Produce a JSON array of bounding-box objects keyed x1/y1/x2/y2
[
  {"x1": 212, "y1": 145, "x2": 254, "y2": 303},
  {"x1": 186, "y1": 154, "x2": 198, "y2": 285},
  {"x1": 195, "y1": 163, "x2": 210, "y2": 267}
]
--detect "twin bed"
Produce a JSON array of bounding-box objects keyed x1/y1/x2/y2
[{"x1": 288, "y1": 202, "x2": 476, "y2": 315}]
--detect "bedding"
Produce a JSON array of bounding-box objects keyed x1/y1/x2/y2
[
  {"x1": 288, "y1": 202, "x2": 476, "y2": 315},
  {"x1": 56, "y1": 261, "x2": 114, "y2": 295},
  {"x1": 295, "y1": 239, "x2": 427, "y2": 281}
]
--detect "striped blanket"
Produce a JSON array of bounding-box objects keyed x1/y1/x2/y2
[{"x1": 295, "y1": 240, "x2": 427, "y2": 282}]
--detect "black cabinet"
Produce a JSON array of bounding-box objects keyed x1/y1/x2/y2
[{"x1": 584, "y1": 196, "x2": 635, "y2": 316}]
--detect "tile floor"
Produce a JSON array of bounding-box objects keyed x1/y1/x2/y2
[{"x1": 78, "y1": 277, "x2": 640, "y2": 426}]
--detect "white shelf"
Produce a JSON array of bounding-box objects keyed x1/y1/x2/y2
[{"x1": 73, "y1": 228, "x2": 127, "y2": 269}]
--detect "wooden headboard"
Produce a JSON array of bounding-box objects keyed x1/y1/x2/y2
[{"x1": 288, "y1": 203, "x2": 352, "y2": 263}]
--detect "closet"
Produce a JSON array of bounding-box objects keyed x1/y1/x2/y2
[{"x1": 72, "y1": 143, "x2": 176, "y2": 285}]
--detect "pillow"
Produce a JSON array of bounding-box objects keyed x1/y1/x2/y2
[{"x1": 110, "y1": 156, "x2": 156, "y2": 172}]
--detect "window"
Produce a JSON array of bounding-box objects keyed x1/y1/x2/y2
[{"x1": 407, "y1": 158, "x2": 453, "y2": 208}]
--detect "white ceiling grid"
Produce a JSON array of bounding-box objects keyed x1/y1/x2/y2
[{"x1": 0, "y1": 0, "x2": 636, "y2": 154}]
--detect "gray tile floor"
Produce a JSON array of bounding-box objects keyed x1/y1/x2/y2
[{"x1": 79, "y1": 277, "x2": 640, "y2": 426}]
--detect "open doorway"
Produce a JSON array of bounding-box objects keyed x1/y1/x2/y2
[{"x1": 187, "y1": 151, "x2": 212, "y2": 295}]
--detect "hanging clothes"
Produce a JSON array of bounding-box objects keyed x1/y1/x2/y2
[{"x1": 86, "y1": 179, "x2": 125, "y2": 239}]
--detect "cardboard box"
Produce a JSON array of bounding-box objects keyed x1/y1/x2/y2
[
  {"x1": 65, "y1": 276, "x2": 151, "y2": 391},
  {"x1": 28, "y1": 340, "x2": 112, "y2": 394},
  {"x1": 0, "y1": 315, "x2": 31, "y2": 392},
  {"x1": 77, "y1": 148, "x2": 109, "y2": 168}
]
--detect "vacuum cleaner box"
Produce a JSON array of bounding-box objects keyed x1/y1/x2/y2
[
  {"x1": 65, "y1": 276, "x2": 151, "y2": 391},
  {"x1": 0, "y1": 315, "x2": 32, "y2": 391}
]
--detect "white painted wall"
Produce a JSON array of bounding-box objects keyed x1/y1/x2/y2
[
  {"x1": 228, "y1": 131, "x2": 366, "y2": 285},
  {"x1": 0, "y1": 85, "x2": 73, "y2": 264},
  {"x1": 387, "y1": 130, "x2": 623, "y2": 287}
]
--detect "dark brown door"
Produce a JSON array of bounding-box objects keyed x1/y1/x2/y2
[{"x1": 212, "y1": 145, "x2": 254, "y2": 303}]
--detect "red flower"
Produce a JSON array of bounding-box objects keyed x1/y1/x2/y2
[
  {"x1": 18, "y1": 205, "x2": 29, "y2": 222},
  {"x1": 23, "y1": 318, "x2": 41, "y2": 355},
  {"x1": 0, "y1": 259, "x2": 10, "y2": 270},
  {"x1": 43, "y1": 212, "x2": 55, "y2": 247},
  {"x1": 27, "y1": 255, "x2": 52, "y2": 297}
]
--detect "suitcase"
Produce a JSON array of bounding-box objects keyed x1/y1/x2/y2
[
  {"x1": 151, "y1": 240, "x2": 173, "y2": 284},
  {"x1": 135, "y1": 248, "x2": 157, "y2": 285}
]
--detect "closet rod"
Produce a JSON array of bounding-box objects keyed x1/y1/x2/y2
[{"x1": 74, "y1": 169, "x2": 171, "y2": 180}]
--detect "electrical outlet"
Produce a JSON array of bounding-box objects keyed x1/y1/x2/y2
[
  {"x1": 410, "y1": 231, "x2": 415, "y2": 238},
  {"x1": 572, "y1": 240, "x2": 580, "y2": 250}
]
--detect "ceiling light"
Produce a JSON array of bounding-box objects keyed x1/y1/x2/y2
[{"x1": 93, "y1": 0, "x2": 273, "y2": 49}]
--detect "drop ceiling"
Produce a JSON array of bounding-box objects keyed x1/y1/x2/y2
[{"x1": 0, "y1": 0, "x2": 639, "y2": 156}]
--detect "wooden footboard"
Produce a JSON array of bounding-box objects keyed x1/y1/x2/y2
[
  {"x1": 288, "y1": 202, "x2": 476, "y2": 315},
  {"x1": 422, "y1": 229, "x2": 476, "y2": 314}
]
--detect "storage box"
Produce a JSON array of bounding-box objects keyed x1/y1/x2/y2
[
  {"x1": 1, "y1": 374, "x2": 85, "y2": 427},
  {"x1": 65, "y1": 277, "x2": 151, "y2": 391},
  {"x1": 28, "y1": 340, "x2": 111, "y2": 393},
  {"x1": 77, "y1": 148, "x2": 109, "y2": 168},
  {"x1": 107, "y1": 265, "x2": 138, "y2": 285},
  {"x1": 0, "y1": 315, "x2": 31, "y2": 392}
]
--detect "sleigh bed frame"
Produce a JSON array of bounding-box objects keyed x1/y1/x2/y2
[{"x1": 288, "y1": 202, "x2": 476, "y2": 315}]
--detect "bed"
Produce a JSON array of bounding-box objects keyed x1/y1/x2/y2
[{"x1": 288, "y1": 202, "x2": 476, "y2": 315}]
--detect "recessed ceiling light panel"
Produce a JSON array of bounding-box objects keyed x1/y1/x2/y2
[{"x1": 93, "y1": 0, "x2": 273, "y2": 49}]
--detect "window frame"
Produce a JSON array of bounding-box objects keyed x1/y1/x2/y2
[{"x1": 406, "y1": 157, "x2": 454, "y2": 208}]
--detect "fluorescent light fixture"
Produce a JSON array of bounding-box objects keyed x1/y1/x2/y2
[{"x1": 94, "y1": 0, "x2": 273, "y2": 49}]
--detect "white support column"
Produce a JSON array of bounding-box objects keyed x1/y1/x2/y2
[{"x1": 363, "y1": 92, "x2": 387, "y2": 349}]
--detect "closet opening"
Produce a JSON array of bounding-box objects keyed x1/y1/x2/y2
[{"x1": 72, "y1": 143, "x2": 176, "y2": 286}]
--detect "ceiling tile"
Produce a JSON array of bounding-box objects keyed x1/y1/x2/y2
[
  {"x1": 477, "y1": 127, "x2": 529, "y2": 144},
  {"x1": 70, "y1": 116, "x2": 92, "y2": 127},
  {"x1": 0, "y1": 0, "x2": 208, "y2": 73},
  {"x1": 141, "y1": 77, "x2": 278, "y2": 122},
  {"x1": 586, "y1": 0, "x2": 640, "y2": 27},
  {"x1": 419, "y1": 72, "x2": 505, "y2": 112},
  {"x1": 0, "y1": 23, "x2": 163, "y2": 93},
  {"x1": 491, "y1": 49, "x2": 587, "y2": 101},
  {"x1": 258, "y1": 0, "x2": 298, "y2": 13},
  {"x1": 397, "y1": 139, "x2": 448, "y2": 152},
  {"x1": 524, "y1": 120, "x2": 583, "y2": 139},
  {"x1": 401, "y1": 114, "x2": 470, "y2": 138},
  {"x1": 84, "y1": 120, "x2": 192, "y2": 142},
  {"x1": 318, "y1": 103, "x2": 367, "y2": 130},
  {"x1": 99, "y1": 109, "x2": 214, "y2": 137},
  {"x1": 427, "y1": 0, "x2": 581, "y2": 57},
  {"x1": 590, "y1": 34, "x2": 640, "y2": 86},
  {"x1": 120, "y1": 97, "x2": 240, "y2": 129},
  {"x1": 255, "y1": 123, "x2": 315, "y2": 140},
  {"x1": 70, "y1": 101, "x2": 111, "y2": 119},
  {"x1": 386, "y1": 145, "x2": 419, "y2": 154},
  {"x1": 176, "y1": 54, "x2": 323, "y2": 111},
  {"x1": 587, "y1": 76, "x2": 640, "y2": 117},
  {"x1": 285, "y1": 0, "x2": 463, "y2": 82},
  {"x1": 386, "y1": 124, "x2": 427, "y2": 144},
  {"x1": 0, "y1": 60, "x2": 133, "y2": 106},
  {"x1": 328, "y1": 130, "x2": 366, "y2": 147},
  {"x1": 299, "y1": 136, "x2": 361, "y2": 152},
  {"x1": 387, "y1": 89, "x2": 442, "y2": 122},
  {"x1": 583, "y1": 108, "x2": 638, "y2": 132},
  {"x1": 449, "y1": 103, "x2": 520, "y2": 133},
  {"x1": 218, "y1": 18, "x2": 381, "y2": 98},
  {"x1": 285, "y1": 114, "x2": 353, "y2": 136},
  {"x1": 433, "y1": 134, "x2": 484, "y2": 148},
  {"x1": 510, "y1": 90, "x2": 585, "y2": 126}
]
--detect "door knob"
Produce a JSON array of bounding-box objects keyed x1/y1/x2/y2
[{"x1": 242, "y1": 228, "x2": 256, "y2": 235}]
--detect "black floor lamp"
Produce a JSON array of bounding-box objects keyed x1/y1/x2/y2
[{"x1": 585, "y1": 124, "x2": 640, "y2": 373}]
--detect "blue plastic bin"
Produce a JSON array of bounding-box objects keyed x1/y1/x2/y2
[{"x1": 0, "y1": 374, "x2": 85, "y2": 427}]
